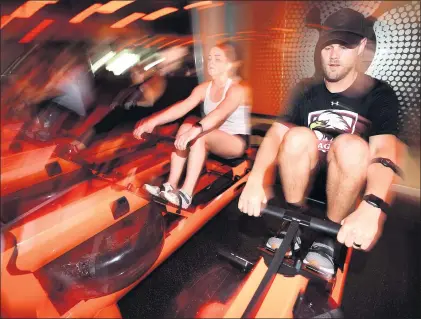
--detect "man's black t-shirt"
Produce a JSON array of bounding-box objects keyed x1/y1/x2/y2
[{"x1": 278, "y1": 73, "x2": 399, "y2": 153}]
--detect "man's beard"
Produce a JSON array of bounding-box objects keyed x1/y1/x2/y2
[{"x1": 322, "y1": 62, "x2": 353, "y2": 82}]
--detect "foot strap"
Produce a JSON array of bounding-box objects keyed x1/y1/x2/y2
[
  {"x1": 307, "y1": 243, "x2": 335, "y2": 265},
  {"x1": 160, "y1": 183, "x2": 174, "y2": 194},
  {"x1": 176, "y1": 192, "x2": 183, "y2": 215},
  {"x1": 175, "y1": 190, "x2": 191, "y2": 214}
]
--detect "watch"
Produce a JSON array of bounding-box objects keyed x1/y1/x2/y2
[
  {"x1": 363, "y1": 194, "x2": 390, "y2": 214},
  {"x1": 193, "y1": 122, "x2": 203, "y2": 133},
  {"x1": 371, "y1": 158, "x2": 404, "y2": 178}
]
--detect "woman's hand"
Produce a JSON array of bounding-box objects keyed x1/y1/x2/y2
[
  {"x1": 133, "y1": 118, "x2": 157, "y2": 140},
  {"x1": 174, "y1": 126, "x2": 201, "y2": 150}
]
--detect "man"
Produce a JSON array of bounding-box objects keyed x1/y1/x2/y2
[
  {"x1": 239, "y1": 8, "x2": 401, "y2": 275},
  {"x1": 21, "y1": 49, "x2": 95, "y2": 142}
]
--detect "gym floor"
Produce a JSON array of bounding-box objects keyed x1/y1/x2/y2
[{"x1": 118, "y1": 191, "x2": 421, "y2": 319}]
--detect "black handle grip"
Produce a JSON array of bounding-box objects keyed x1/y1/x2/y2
[
  {"x1": 142, "y1": 132, "x2": 175, "y2": 142},
  {"x1": 143, "y1": 132, "x2": 192, "y2": 148},
  {"x1": 261, "y1": 205, "x2": 341, "y2": 237},
  {"x1": 261, "y1": 206, "x2": 286, "y2": 220},
  {"x1": 309, "y1": 218, "x2": 341, "y2": 237}
]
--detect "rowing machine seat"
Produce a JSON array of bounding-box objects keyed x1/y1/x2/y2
[
  {"x1": 208, "y1": 153, "x2": 248, "y2": 167},
  {"x1": 251, "y1": 123, "x2": 271, "y2": 138}
]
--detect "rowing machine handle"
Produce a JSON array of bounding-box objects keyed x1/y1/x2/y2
[
  {"x1": 261, "y1": 206, "x2": 286, "y2": 220},
  {"x1": 141, "y1": 132, "x2": 175, "y2": 142},
  {"x1": 142, "y1": 132, "x2": 192, "y2": 148},
  {"x1": 261, "y1": 206, "x2": 341, "y2": 237},
  {"x1": 309, "y1": 218, "x2": 341, "y2": 237}
]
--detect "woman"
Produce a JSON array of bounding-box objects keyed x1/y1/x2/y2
[
  {"x1": 133, "y1": 42, "x2": 252, "y2": 209},
  {"x1": 64, "y1": 61, "x2": 193, "y2": 154}
]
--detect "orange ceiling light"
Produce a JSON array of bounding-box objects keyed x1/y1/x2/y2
[
  {"x1": 228, "y1": 35, "x2": 255, "y2": 41},
  {"x1": 180, "y1": 39, "x2": 194, "y2": 46},
  {"x1": 197, "y1": 2, "x2": 224, "y2": 10},
  {"x1": 184, "y1": 1, "x2": 212, "y2": 10},
  {"x1": 208, "y1": 33, "x2": 227, "y2": 38},
  {"x1": 116, "y1": 37, "x2": 144, "y2": 50},
  {"x1": 237, "y1": 31, "x2": 256, "y2": 34},
  {"x1": 10, "y1": 1, "x2": 58, "y2": 19},
  {"x1": 305, "y1": 23, "x2": 329, "y2": 31},
  {"x1": 110, "y1": 12, "x2": 145, "y2": 28},
  {"x1": 158, "y1": 38, "x2": 181, "y2": 49},
  {"x1": 133, "y1": 36, "x2": 155, "y2": 47},
  {"x1": 19, "y1": 19, "x2": 54, "y2": 43},
  {"x1": 142, "y1": 7, "x2": 178, "y2": 21},
  {"x1": 1, "y1": 15, "x2": 14, "y2": 29},
  {"x1": 70, "y1": 1, "x2": 133, "y2": 24},
  {"x1": 145, "y1": 37, "x2": 166, "y2": 48},
  {"x1": 96, "y1": 1, "x2": 134, "y2": 14},
  {"x1": 69, "y1": 3, "x2": 102, "y2": 23},
  {"x1": 270, "y1": 27, "x2": 295, "y2": 32},
  {"x1": 1, "y1": 1, "x2": 57, "y2": 29}
]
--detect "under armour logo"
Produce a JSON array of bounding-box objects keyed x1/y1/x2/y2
[{"x1": 331, "y1": 101, "x2": 339, "y2": 106}]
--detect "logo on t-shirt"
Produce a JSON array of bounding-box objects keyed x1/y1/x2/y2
[{"x1": 308, "y1": 109, "x2": 360, "y2": 152}]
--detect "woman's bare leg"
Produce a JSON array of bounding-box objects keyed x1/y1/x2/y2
[
  {"x1": 167, "y1": 116, "x2": 199, "y2": 189},
  {"x1": 181, "y1": 130, "x2": 247, "y2": 195}
]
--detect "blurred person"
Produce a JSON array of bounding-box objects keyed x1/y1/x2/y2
[
  {"x1": 134, "y1": 42, "x2": 251, "y2": 209},
  {"x1": 62, "y1": 60, "x2": 196, "y2": 154},
  {"x1": 2, "y1": 58, "x2": 51, "y2": 122},
  {"x1": 159, "y1": 45, "x2": 189, "y2": 75},
  {"x1": 238, "y1": 8, "x2": 401, "y2": 276},
  {"x1": 46, "y1": 49, "x2": 95, "y2": 117},
  {"x1": 21, "y1": 48, "x2": 95, "y2": 141}
]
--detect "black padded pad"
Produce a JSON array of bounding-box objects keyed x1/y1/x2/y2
[
  {"x1": 251, "y1": 123, "x2": 272, "y2": 137},
  {"x1": 208, "y1": 153, "x2": 247, "y2": 167}
]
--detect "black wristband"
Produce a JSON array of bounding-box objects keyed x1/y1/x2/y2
[
  {"x1": 193, "y1": 122, "x2": 203, "y2": 133},
  {"x1": 371, "y1": 157, "x2": 404, "y2": 178},
  {"x1": 363, "y1": 194, "x2": 390, "y2": 214}
]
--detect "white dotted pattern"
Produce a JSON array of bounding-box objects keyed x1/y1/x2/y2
[{"x1": 366, "y1": 1, "x2": 420, "y2": 145}]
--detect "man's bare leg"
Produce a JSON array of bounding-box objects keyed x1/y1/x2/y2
[
  {"x1": 268, "y1": 127, "x2": 319, "y2": 253},
  {"x1": 278, "y1": 127, "x2": 319, "y2": 206},
  {"x1": 326, "y1": 134, "x2": 369, "y2": 223}
]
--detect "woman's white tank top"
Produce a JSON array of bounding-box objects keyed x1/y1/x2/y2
[{"x1": 202, "y1": 78, "x2": 251, "y2": 135}]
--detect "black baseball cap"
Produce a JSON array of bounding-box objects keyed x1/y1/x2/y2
[{"x1": 319, "y1": 8, "x2": 367, "y2": 48}]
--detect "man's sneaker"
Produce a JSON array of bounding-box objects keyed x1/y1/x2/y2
[
  {"x1": 265, "y1": 203, "x2": 307, "y2": 256},
  {"x1": 266, "y1": 231, "x2": 302, "y2": 256},
  {"x1": 162, "y1": 189, "x2": 192, "y2": 209},
  {"x1": 303, "y1": 236, "x2": 335, "y2": 277},
  {"x1": 144, "y1": 182, "x2": 174, "y2": 198},
  {"x1": 266, "y1": 221, "x2": 302, "y2": 256}
]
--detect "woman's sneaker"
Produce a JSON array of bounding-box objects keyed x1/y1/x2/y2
[
  {"x1": 162, "y1": 189, "x2": 192, "y2": 209},
  {"x1": 144, "y1": 182, "x2": 174, "y2": 198}
]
